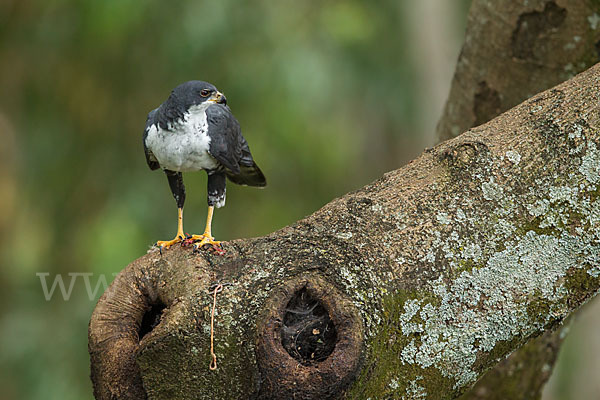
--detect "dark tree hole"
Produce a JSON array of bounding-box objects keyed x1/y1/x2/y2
[
  {"x1": 139, "y1": 301, "x2": 166, "y2": 340},
  {"x1": 281, "y1": 287, "x2": 337, "y2": 365}
]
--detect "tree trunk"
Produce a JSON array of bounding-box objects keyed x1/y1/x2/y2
[
  {"x1": 436, "y1": 0, "x2": 600, "y2": 142},
  {"x1": 89, "y1": 63, "x2": 600, "y2": 399}
]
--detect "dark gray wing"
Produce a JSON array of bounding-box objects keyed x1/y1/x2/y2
[
  {"x1": 143, "y1": 109, "x2": 160, "y2": 170},
  {"x1": 206, "y1": 104, "x2": 266, "y2": 187},
  {"x1": 206, "y1": 104, "x2": 243, "y2": 174}
]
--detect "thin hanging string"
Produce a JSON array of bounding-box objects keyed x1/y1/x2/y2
[{"x1": 209, "y1": 284, "x2": 223, "y2": 370}]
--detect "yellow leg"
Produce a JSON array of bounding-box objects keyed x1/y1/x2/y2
[
  {"x1": 189, "y1": 206, "x2": 222, "y2": 250},
  {"x1": 156, "y1": 207, "x2": 185, "y2": 250}
]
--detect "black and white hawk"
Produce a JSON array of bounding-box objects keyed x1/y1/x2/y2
[{"x1": 143, "y1": 81, "x2": 266, "y2": 252}]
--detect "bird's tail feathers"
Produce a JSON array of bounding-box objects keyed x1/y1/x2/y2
[{"x1": 226, "y1": 162, "x2": 267, "y2": 187}]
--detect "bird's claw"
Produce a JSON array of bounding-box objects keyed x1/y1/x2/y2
[
  {"x1": 190, "y1": 234, "x2": 224, "y2": 255},
  {"x1": 196, "y1": 243, "x2": 225, "y2": 255},
  {"x1": 155, "y1": 235, "x2": 185, "y2": 252},
  {"x1": 181, "y1": 235, "x2": 196, "y2": 247}
]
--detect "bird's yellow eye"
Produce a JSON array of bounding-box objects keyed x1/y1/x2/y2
[{"x1": 200, "y1": 89, "x2": 211, "y2": 97}]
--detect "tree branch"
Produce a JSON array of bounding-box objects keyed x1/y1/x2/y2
[
  {"x1": 90, "y1": 64, "x2": 600, "y2": 399},
  {"x1": 435, "y1": 1, "x2": 600, "y2": 397},
  {"x1": 457, "y1": 320, "x2": 570, "y2": 400}
]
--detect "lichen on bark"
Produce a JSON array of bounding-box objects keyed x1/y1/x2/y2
[
  {"x1": 89, "y1": 63, "x2": 600, "y2": 399},
  {"x1": 344, "y1": 65, "x2": 600, "y2": 398}
]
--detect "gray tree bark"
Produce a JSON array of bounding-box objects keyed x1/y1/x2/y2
[
  {"x1": 436, "y1": 0, "x2": 600, "y2": 142},
  {"x1": 89, "y1": 63, "x2": 600, "y2": 399},
  {"x1": 436, "y1": 1, "x2": 600, "y2": 397}
]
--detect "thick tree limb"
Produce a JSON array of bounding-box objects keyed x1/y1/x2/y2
[
  {"x1": 90, "y1": 65, "x2": 600, "y2": 399},
  {"x1": 435, "y1": 1, "x2": 600, "y2": 397},
  {"x1": 436, "y1": 0, "x2": 600, "y2": 143},
  {"x1": 457, "y1": 321, "x2": 570, "y2": 400}
]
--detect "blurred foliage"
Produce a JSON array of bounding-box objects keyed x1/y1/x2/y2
[{"x1": 0, "y1": 1, "x2": 473, "y2": 399}]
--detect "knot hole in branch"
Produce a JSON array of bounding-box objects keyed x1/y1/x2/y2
[
  {"x1": 139, "y1": 300, "x2": 166, "y2": 340},
  {"x1": 256, "y1": 277, "x2": 364, "y2": 399},
  {"x1": 281, "y1": 286, "x2": 337, "y2": 364}
]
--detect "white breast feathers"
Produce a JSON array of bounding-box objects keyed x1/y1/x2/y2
[{"x1": 145, "y1": 103, "x2": 219, "y2": 172}]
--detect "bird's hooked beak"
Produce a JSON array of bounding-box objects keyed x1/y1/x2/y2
[{"x1": 212, "y1": 91, "x2": 227, "y2": 105}]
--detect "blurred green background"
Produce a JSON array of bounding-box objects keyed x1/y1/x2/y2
[{"x1": 0, "y1": 1, "x2": 597, "y2": 399}]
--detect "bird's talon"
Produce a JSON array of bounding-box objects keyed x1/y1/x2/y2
[
  {"x1": 155, "y1": 235, "x2": 184, "y2": 252},
  {"x1": 192, "y1": 242, "x2": 206, "y2": 251},
  {"x1": 191, "y1": 235, "x2": 222, "y2": 254}
]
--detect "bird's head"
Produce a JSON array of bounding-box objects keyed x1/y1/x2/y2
[{"x1": 169, "y1": 80, "x2": 227, "y2": 110}]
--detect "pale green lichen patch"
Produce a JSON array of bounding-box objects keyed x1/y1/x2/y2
[
  {"x1": 481, "y1": 178, "x2": 504, "y2": 201},
  {"x1": 403, "y1": 376, "x2": 428, "y2": 399},
  {"x1": 588, "y1": 13, "x2": 600, "y2": 30},
  {"x1": 579, "y1": 141, "x2": 600, "y2": 184},
  {"x1": 354, "y1": 127, "x2": 600, "y2": 397},
  {"x1": 505, "y1": 150, "x2": 521, "y2": 165},
  {"x1": 436, "y1": 212, "x2": 452, "y2": 225},
  {"x1": 396, "y1": 229, "x2": 583, "y2": 389},
  {"x1": 336, "y1": 260, "x2": 389, "y2": 337},
  {"x1": 347, "y1": 292, "x2": 457, "y2": 399}
]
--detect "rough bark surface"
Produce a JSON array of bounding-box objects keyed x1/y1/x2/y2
[
  {"x1": 435, "y1": 1, "x2": 600, "y2": 397},
  {"x1": 436, "y1": 0, "x2": 600, "y2": 142},
  {"x1": 458, "y1": 323, "x2": 569, "y2": 400},
  {"x1": 89, "y1": 64, "x2": 600, "y2": 399}
]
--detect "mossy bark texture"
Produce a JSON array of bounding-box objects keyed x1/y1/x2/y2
[
  {"x1": 436, "y1": 0, "x2": 600, "y2": 142},
  {"x1": 457, "y1": 325, "x2": 568, "y2": 400},
  {"x1": 90, "y1": 64, "x2": 600, "y2": 399},
  {"x1": 437, "y1": 2, "x2": 600, "y2": 397}
]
